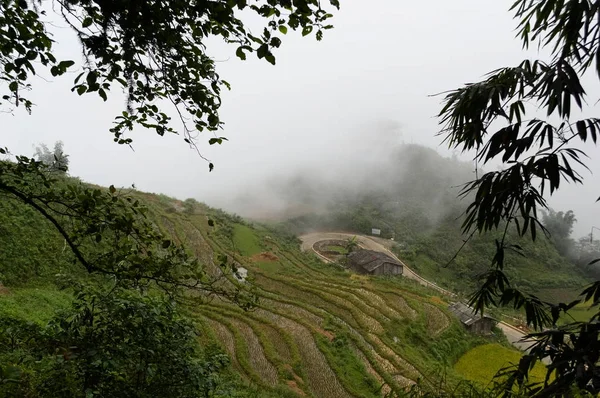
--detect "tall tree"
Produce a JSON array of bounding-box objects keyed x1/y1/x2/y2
[
  {"x1": 34, "y1": 141, "x2": 69, "y2": 173},
  {"x1": 542, "y1": 209, "x2": 576, "y2": 241},
  {"x1": 439, "y1": 0, "x2": 600, "y2": 395},
  {"x1": 542, "y1": 208, "x2": 577, "y2": 257}
]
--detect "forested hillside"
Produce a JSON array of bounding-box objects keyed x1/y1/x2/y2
[{"x1": 272, "y1": 145, "x2": 590, "y2": 300}]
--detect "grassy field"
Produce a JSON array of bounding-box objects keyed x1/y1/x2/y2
[
  {"x1": 561, "y1": 300, "x2": 597, "y2": 324},
  {"x1": 233, "y1": 223, "x2": 262, "y2": 256},
  {"x1": 455, "y1": 344, "x2": 548, "y2": 387},
  {"x1": 324, "y1": 245, "x2": 348, "y2": 255},
  {"x1": 0, "y1": 287, "x2": 71, "y2": 324}
]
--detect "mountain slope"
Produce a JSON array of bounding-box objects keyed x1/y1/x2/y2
[
  {"x1": 269, "y1": 145, "x2": 590, "y2": 300},
  {"x1": 0, "y1": 183, "x2": 509, "y2": 397}
]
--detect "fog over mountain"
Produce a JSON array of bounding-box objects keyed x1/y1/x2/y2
[{"x1": 3, "y1": 0, "x2": 599, "y2": 237}]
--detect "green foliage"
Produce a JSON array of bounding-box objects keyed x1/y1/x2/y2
[
  {"x1": 0, "y1": 157, "x2": 252, "y2": 307},
  {"x1": 324, "y1": 245, "x2": 348, "y2": 255},
  {"x1": 0, "y1": 0, "x2": 338, "y2": 156},
  {"x1": 183, "y1": 198, "x2": 199, "y2": 215},
  {"x1": 383, "y1": 309, "x2": 488, "y2": 378},
  {"x1": 0, "y1": 286, "x2": 231, "y2": 398},
  {"x1": 401, "y1": 220, "x2": 588, "y2": 295},
  {"x1": 314, "y1": 332, "x2": 381, "y2": 398},
  {"x1": 0, "y1": 193, "x2": 80, "y2": 286},
  {"x1": 438, "y1": 0, "x2": 600, "y2": 395}
]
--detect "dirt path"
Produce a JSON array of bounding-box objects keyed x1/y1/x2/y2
[
  {"x1": 299, "y1": 232, "x2": 532, "y2": 353},
  {"x1": 497, "y1": 322, "x2": 532, "y2": 351}
]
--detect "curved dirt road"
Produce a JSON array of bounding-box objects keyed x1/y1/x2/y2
[
  {"x1": 299, "y1": 232, "x2": 532, "y2": 352},
  {"x1": 299, "y1": 232, "x2": 453, "y2": 296}
]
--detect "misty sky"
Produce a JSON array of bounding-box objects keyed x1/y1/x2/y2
[{"x1": 3, "y1": 0, "x2": 600, "y2": 237}]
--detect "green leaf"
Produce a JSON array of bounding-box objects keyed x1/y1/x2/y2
[
  {"x1": 58, "y1": 60, "x2": 75, "y2": 69},
  {"x1": 256, "y1": 44, "x2": 268, "y2": 59},
  {"x1": 82, "y1": 17, "x2": 93, "y2": 28},
  {"x1": 576, "y1": 120, "x2": 587, "y2": 141},
  {"x1": 235, "y1": 47, "x2": 247, "y2": 60},
  {"x1": 302, "y1": 26, "x2": 313, "y2": 36},
  {"x1": 278, "y1": 25, "x2": 287, "y2": 34},
  {"x1": 86, "y1": 71, "x2": 97, "y2": 86},
  {"x1": 208, "y1": 114, "x2": 219, "y2": 127},
  {"x1": 74, "y1": 72, "x2": 85, "y2": 84},
  {"x1": 208, "y1": 219, "x2": 215, "y2": 227},
  {"x1": 209, "y1": 138, "x2": 222, "y2": 145},
  {"x1": 209, "y1": 163, "x2": 214, "y2": 172},
  {"x1": 8, "y1": 81, "x2": 17, "y2": 92},
  {"x1": 265, "y1": 53, "x2": 276, "y2": 65},
  {"x1": 76, "y1": 85, "x2": 87, "y2": 95},
  {"x1": 98, "y1": 88, "x2": 107, "y2": 101},
  {"x1": 270, "y1": 37, "x2": 282, "y2": 48}
]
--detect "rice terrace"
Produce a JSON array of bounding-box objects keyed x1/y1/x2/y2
[
  {"x1": 155, "y1": 200, "x2": 538, "y2": 396},
  {"x1": 0, "y1": 190, "x2": 551, "y2": 397}
]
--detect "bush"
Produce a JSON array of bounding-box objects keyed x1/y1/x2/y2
[{"x1": 0, "y1": 287, "x2": 230, "y2": 398}]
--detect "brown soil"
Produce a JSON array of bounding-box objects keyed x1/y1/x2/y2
[
  {"x1": 0, "y1": 284, "x2": 9, "y2": 295},
  {"x1": 250, "y1": 252, "x2": 279, "y2": 262},
  {"x1": 315, "y1": 327, "x2": 335, "y2": 341},
  {"x1": 429, "y1": 296, "x2": 446, "y2": 306},
  {"x1": 283, "y1": 365, "x2": 307, "y2": 396},
  {"x1": 286, "y1": 380, "x2": 306, "y2": 396}
]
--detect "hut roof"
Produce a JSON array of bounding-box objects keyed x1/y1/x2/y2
[
  {"x1": 448, "y1": 302, "x2": 493, "y2": 326},
  {"x1": 347, "y1": 249, "x2": 402, "y2": 272}
]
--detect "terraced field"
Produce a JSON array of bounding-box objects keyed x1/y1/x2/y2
[{"x1": 146, "y1": 200, "x2": 500, "y2": 397}]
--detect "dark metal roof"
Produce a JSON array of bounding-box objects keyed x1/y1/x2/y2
[
  {"x1": 448, "y1": 302, "x2": 493, "y2": 326},
  {"x1": 347, "y1": 249, "x2": 402, "y2": 272}
]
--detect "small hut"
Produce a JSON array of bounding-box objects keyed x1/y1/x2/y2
[
  {"x1": 448, "y1": 302, "x2": 496, "y2": 335},
  {"x1": 346, "y1": 249, "x2": 403, "y2": 276}
]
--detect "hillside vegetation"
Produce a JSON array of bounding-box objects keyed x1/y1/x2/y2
[
  {"x1": 272, "y1": 145, "x2": 590, "y2": 301},
  {"x1": 0, "y1": 178, "x2": 525, "y2": 397}
]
